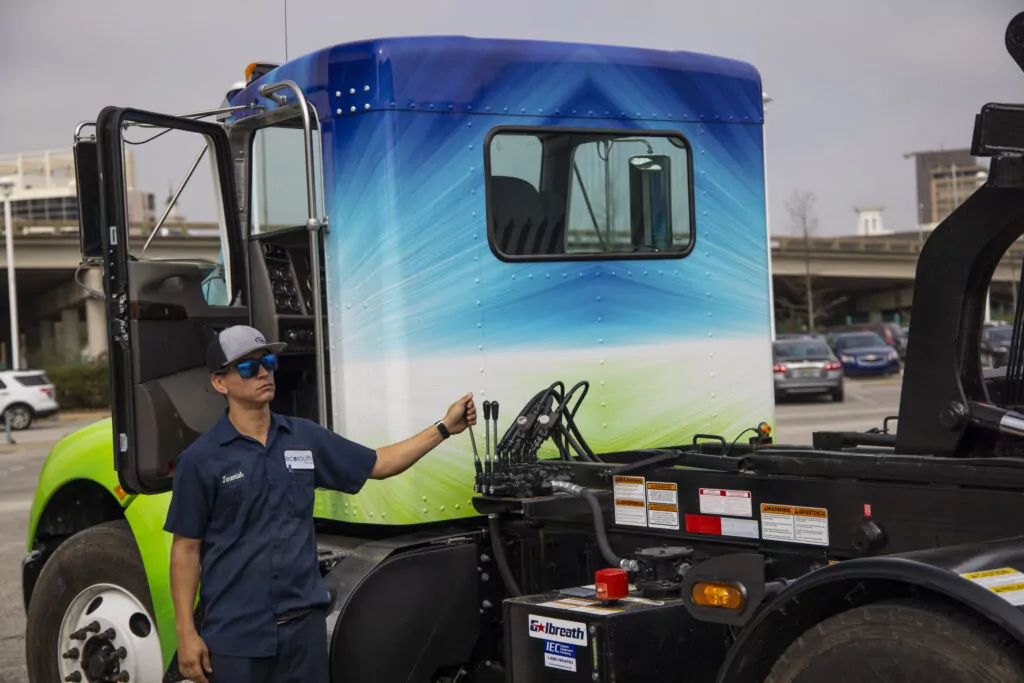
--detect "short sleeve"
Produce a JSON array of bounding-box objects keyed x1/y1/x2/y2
[
  {"x1": 313, "y1": 427, "x2": 378, "y2": 494},
  {"x1": 163, "y1": 451, "x2": 214, "y2": 539}
]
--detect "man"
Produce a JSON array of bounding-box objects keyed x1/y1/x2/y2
[{"x1": 165, "y1": 325, "x2": 476, "y2": 683}]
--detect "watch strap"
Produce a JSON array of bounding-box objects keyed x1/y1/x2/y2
[{"x1": 435, "y1": 420, "x2": 451, "y2": 439}]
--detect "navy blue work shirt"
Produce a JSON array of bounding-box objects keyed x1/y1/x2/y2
[{"x1": 163, "y1": 410, "x2": 377, "y2": 657}]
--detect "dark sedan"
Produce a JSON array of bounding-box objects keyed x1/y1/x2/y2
[
  {"x1": 981, "y1": 325, "x2": 1012, "y2": 368},
  {"x1": 773, "y1": 338, "x2": 844, "y2": 402},
  {"x1": 832, "y1": 332, "x2": 901, "y2": 377}
]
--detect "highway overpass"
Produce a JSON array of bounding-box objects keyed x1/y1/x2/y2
[{"x1": 1, "y1": 221, "x2": 1020, "y2": 367}]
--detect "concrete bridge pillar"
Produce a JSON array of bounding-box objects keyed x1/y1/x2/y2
[
  {"x1": 84, "y1": 268, "x2": 107, "y2": 361},
  {"x1": 39, "y1": 319, "x2": 55, "y2": 360},
  {"x1": 60, "y1": 307, "x2": 81, "y2": 363}
]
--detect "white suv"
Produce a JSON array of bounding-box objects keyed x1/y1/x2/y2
[{"x1": 0, "y1": 370, "x2": 60, "y2": 431}]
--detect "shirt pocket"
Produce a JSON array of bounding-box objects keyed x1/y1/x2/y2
[
  {"x1": 289, "y1": 470, "x2": 316, "y2": 516},
  {"x1": 214, "y1": 466, "x2": 251, "y2": 518}
]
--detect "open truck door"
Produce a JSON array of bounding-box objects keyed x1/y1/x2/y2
[{"x1": 94, "y1": 107, "x2": 249, "y2": 495}]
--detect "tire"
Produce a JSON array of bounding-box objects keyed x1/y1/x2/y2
[
  {"x1": 4, "y1": 403, "x2": 33, "y2": 430},
  {"x1": 765, "y1": 598, "x2": 1024, "y2": 683},
  {"x1": 25, "y1": 520, "x2": 165, "y2": 683},
  {"x1": 830, "y1": 386, "x2": 844, "y2": 402}
]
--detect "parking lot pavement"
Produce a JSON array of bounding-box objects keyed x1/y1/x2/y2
[
  {"x1": 0, "y1": 413, "x2": 108, "y2": 682},
  {"x1": 773, "y1": 374, "x2": 903, "y2": 446}
]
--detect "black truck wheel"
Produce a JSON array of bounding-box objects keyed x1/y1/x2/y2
[
  {"x1": 764, "y1": 598, "x2": 1024, "y2": 683},
  {"x1": 25, "y1": 520, "x2": 165, "y2": 683}
]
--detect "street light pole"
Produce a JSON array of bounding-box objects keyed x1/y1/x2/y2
[{"x1": 1, "y1": 180, "x2": 19, "y2": 371}]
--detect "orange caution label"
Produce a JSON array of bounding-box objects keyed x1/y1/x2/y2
[
  {"x1": 615, "y1": 476, "x2": 645, "y2": 485},
  {"x1": 647, "y1": 482, "x2": 676, "y2": 491},
  {"x1": 615, "y1": 499, "x2": 646, "y2": 508},
  {"x1": 648, "y1": 503, "x2": 678, "y2": 512},
  {"x1": 761, "y1": 504, "x2": 793, "y2": 515},
  {"x1": 794, "y1": 507, "x2": 828, "y2": 518}
]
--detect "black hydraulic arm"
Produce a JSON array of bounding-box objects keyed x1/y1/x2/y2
[{"x1": 896, "y1": 11, "x2": 1024, "y2": 457}]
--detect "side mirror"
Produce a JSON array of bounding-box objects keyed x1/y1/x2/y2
[
  {"x1": 73, "y1": 139, "x2": 104, "y2": 259},
  {"x1": 629, "y1": 154, "x2": 672, "y2": 251}
]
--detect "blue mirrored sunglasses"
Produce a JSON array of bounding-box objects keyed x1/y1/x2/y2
[{"x1": 233, "y1": 353, "x2": 278, "y2": 379}]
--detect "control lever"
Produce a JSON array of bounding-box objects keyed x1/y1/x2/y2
[
  {"x1": 483, "y1": 401, "x2": 493, "y2": 493},
  {"x1": 492, "y1": 401, "x2": 501, "y2": 474},
  {"x1": 467, "y1": 409, "x2": 482, "y2": 493}
]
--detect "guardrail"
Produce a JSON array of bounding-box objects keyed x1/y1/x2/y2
[
  {"x1": 6, "y1": 219, "x2": 222, "y2": 239},
  {"x1": 772, "y1": 234, "x2": 1024, "y2": 265}
]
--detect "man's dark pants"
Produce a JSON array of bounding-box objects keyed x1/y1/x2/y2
[{"x1": 208, "y1": 608, "x2": 329, "y2": 682}]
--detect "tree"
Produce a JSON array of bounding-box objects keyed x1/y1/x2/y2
[{"x1": 786, "y1": 189, "x2": 819, "y2": 331}]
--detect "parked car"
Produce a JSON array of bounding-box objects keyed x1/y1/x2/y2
[
  {"x1": 827, "y1": 322, "x2": 907, "y2": 359},
  {"x1": 0, "y1": 370, "x2": 59, "y2": 431},
  {"x1": 831, "y1": 332, "x2": 901, "y2": 377},
  {"x1": 773, "y1": 338, "x2": 844, "y2": 402},
  {"x1": 981, "y1": 323, "x2": 1013, "y2": 368}
]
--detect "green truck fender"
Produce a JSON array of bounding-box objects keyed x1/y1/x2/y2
[{"x1": 26, "y1": 418, "x2": 181, "y2": 669}]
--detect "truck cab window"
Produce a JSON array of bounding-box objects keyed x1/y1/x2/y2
[
  {"x1": 487, "y1": 129, "x2": 694, "y2": 259},
  {"x1": 488, "y1": 133, "x2": 542, "y2": 189},
  {"x1": 251, "y1": 125, "x2": 324, "y2": 234},
  {"x1": 121, "y1": 128, "x2": 235, "y2": 307}
]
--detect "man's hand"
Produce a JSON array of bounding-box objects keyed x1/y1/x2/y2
[
  {"x1": 442, "y1": 393, "x2": 477, "y2": 435},
  {"x1": 177, "y1": 630, "x2": 212, "y2": 683}
]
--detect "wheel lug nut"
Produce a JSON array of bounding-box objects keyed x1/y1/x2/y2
[
  {"x1": 64, "y1": 673, "x2": 82, "y2": 682},
  {"x1": 115, "y1": 646, "x2": 127, "y2": 659},
  {"x1": 99, "y1": 627, "x2": 115, "y2": 640},
  {"x1": 70, "y1": 620, "x2": 101, "y2": 641},
  {"x1": 62, "y1": 648, "x2": 79, "y2": 659},
  {"x1": 114, "y1": 672, "x2": 130, "y2": 681}
]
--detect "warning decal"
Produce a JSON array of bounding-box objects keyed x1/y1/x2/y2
[
  {"x1": 613, "y1": 476, "x2": 647, "y2": 527},
  {"x1": 699, "y1": 488, "x2": 753, "y2": 517},
  {"x1": 646, "y1": 482, "x2": 679, "y2": 530},
  {"x1": 961, "y1": 567, "x2": 1024, "y2": 607},
  {"x1": 760, "y1": 503, "x2": 829, "y2": 546}
]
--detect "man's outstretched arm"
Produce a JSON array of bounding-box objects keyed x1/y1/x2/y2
[{"x1": 371, "y1": 393, "x2": 477, "y2": 479}]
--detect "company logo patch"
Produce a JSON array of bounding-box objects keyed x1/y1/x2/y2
[
  {"x1": 255, "y1": 334, "x2": 266, "y2": 344},
  {"x1": 221, "y1": 470, "x2": 245, "y2": 485},
  {"x1": 527, "y1": 615, "x2": 587, "y2": 646}
]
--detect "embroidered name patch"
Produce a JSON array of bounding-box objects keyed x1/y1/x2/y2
[{"x1": 222, "y1": 470, "x2": 245, "y2": 484}]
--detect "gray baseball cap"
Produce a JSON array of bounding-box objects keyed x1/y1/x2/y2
[{"x1": 206, "y1": 325, "x2": 286, "y2": 373}]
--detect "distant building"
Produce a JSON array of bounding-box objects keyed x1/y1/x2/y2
[
  {"x1": 904, "y1": 148, "x2": 988, "y2": 229},
  {"x1": 854, "y1": 204, "x2": 889, "y2": 236},
  {"x1": 0, "y1": 149, "x2": 156, "y2": 228}
]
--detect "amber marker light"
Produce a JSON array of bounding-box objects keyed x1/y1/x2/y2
[{"x1": 691, "y1": 582, "x2": 745, "y2": 610}]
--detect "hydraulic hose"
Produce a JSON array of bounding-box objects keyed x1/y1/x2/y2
[
  {"x1": 580, "y1": 488, "x2": 625, "y2": 569},
  {"x1": 487, "y1": 514, "x2": 522, "y2": 597},
  {"x1": 550, "y1": 481, "x2": 637, "y2": 571}
]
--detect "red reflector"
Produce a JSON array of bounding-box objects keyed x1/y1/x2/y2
[
  {"x1": 773, "y1": 364, "x2": 789, "y2": 374},
  {"x1": 864, "y1": 503, "x2": 872, "y2": 517},
  {"x1": 595, "y1": 568, "x2": 628, "y2": 601},
  {"x1": 824, "y1": 361, "x2": 841, "y2": 371},
  {"x1": 685, "y1": 514, "x2": 723, "y2": 535}
]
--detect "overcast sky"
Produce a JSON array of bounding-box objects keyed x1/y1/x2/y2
[{"x1": 2, "y1": 0, "x2": 1022, "y2": 237}]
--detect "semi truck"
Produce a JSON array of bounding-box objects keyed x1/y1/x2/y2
[{"x1": 21, "y1": 11, "x2": 1024, "y2": 682}]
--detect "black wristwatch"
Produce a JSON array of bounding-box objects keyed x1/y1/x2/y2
[{"x1": 435, "y1": 420, "x2": 451, "y2": 439}]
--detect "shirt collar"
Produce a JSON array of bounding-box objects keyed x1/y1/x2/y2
[{"x1": 213, "y1": 409, "x2": 290, "y2": 446}]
